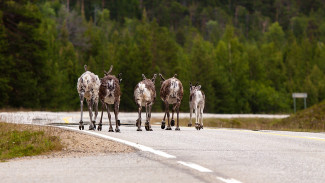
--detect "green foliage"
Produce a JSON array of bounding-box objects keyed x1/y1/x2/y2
[{"x1": 1, "y1": 0, "x2": 325, "y2": 114}]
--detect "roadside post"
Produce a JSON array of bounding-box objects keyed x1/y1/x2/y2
[{"x1": 292, "y1": 93, "x2": 307, "y2": 113}]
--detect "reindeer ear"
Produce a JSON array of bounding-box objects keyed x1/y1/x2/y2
[
  {"x1": 159, "y1": 73, "x2": 165, "y2": 81},
  {"x1": 196, "y1": 85, "x2": 201, "y2": 90},
  {"x1": 84, "y1": 65, "x2": 88, "y2": 71},
  {"x1": 189, "y1": 82, "x2": 192, "y2": 90},
  {"x1": 152, "y1": 74, "x2": 157, "y2": 83},
  {"x1": 173, "y1": 74, "x2": 177, "y2": 78},
  {"x1": 142, "y1": 74, "x2": 146, "y2": 80}
]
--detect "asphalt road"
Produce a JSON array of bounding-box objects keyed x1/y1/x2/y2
[
  {"x1": 66, "y1": 124, "x2": 325, "y2": 183},
  {"x1": 0, "y1": 112, "x2": 324, "y2": 183}
]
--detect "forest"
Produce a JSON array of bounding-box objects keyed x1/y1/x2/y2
[{"x1": 1, "y1": 0, "x2": 325, "y2": 113}]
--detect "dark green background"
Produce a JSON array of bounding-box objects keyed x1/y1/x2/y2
[{"x1": 1, "y1": 0, "x2": 324, "y2": 113}]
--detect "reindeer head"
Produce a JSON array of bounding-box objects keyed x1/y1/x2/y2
[{"x1": 189, "y1": 82, "x2": 201, "y2": 94}]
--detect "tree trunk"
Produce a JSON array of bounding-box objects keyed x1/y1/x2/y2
[
  {"x1": 81, "y1": 0, "x2": 85, "y2": 17},
  {"x1": 67, "y1": 0, "x2": 69, "y2": 12}
]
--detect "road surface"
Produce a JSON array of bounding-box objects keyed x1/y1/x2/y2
[{"x1": 0, "y1": 112, "x2": 324, "y2": 183}]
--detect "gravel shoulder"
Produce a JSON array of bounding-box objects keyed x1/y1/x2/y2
[{"x1": 7, "y1": 124, "x2": 135, "y2": 161}]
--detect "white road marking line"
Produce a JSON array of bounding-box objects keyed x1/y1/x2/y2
[
  {"x1": 53, "y1": 126, "x2": 243, "y2": 183},
  {"x1": 177, "y1": 161, "x2": 212, "y2": 172},
  {"x1": 217, "y1": 177, "x2": 243, "y2": 183},
  {"x1": 58, "y1": 126, "x2": 176, "y2": 159}
]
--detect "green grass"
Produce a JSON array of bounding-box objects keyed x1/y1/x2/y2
[
  {"x1": 274, "y1": 100, "x2": 325, "y2": 132},
  {"x1": 0, "y1": 123, "x2": 62, "y2": 162}
]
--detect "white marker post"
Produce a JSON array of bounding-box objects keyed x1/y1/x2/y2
[{"x1": 292, "y1": 93, "x2": 307, "y2": 113}]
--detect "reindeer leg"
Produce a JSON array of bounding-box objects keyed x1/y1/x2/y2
[
  {"x1": 171, "y1": 104, "x2": 176, "y2": 127},
  {"x1": 98, "y1": 102, "x2": 104, "y2": 131},
  {"x1": 87, "y1": 99, "x2": 95, "y2": 130},
  {"x1": 188, "y1": 104, "x2": 193, "y2": 127},
  {"x1": 146, "y1": 103, "x2": 153, "y2": 131},
  {"x1": 144, "y1": 103, "x2": 149, "y2": 131},
  {"x1": 195, "y1": 104, "x2": 200, "y2": 130},
  {"x1": 165, "y1": 101, "x2": 171, "y2": 130},
  {"x1": 200, "y1": 106, "x2": 204, "y2": 129},
  {"x1": 79, "y1": 93, "x2": 84, "y2": 130},
  {"x1": 107, "y1": 104, "x2": 113, "y2": 132},
  {"x1": 137, "y1": 104, "x2": 142, "y2": 131},
  {"x1": 114, "y1": 102, "x2": 120, "y2": 133},
  {"x1": 175, "y1": 101, "x2": 181, "y2": 131},
  {"x1": 161, "y1": 107, "x2": 167, "y2": 129},
  {"x1": 92, "y1": 99, "x2": 98, "y2": 129}
]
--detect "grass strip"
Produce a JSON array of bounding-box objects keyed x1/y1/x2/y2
[{"x1": 0, "y1": 122, "x2": 62, "y2": 162}]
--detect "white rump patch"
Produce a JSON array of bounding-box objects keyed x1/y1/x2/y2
[
  {"x1": 134, "y1": 82, "x2": 152, "y2": 106},
  {"x1": 167, "y1": 79, "x2": 180, "y2": 104}
]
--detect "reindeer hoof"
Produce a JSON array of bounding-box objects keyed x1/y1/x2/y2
[
  {"x1": 137, "y1": 128, "x2": 142, "y2": 131},
  {"x1": 195, "y1": 123, "x2": 200, "y2": 130},
  {"x1": 97, "y1": 124, "x2": 102, "y2": 131},
  {"x1": 108, "y1": 128, "x2": 114, "y2": 132},
  {"x1": 117, "y1": 120, "x2": 121, "y2": 126},
  {"x1": 171, "y1": 119, "x2": 175, "y2": 126},
  {"x1": 175, "y1": 127, "x2": 180, "y2": 131},
  {"x1": 79, "y1": 121, "x2": 84, "y2": 130},
  {"x1": 89, "y1": 126, "x2": 95, "y2": 130},
  {"x1": 161, "y1": 121, "x2": 166, "y2": 129},
  {"x1": 93, "y1": 121, "x2": 96, "y2": 129},
  {"x1": 200, "y1": 124, "x2": 203, "y2": 129},
  {"x1": 166, "y1": 127, "x2": 172, "y2": 130},
  {"x1": 145, "y1": 122, "x2": 150, "y2": 131},
  {"x1": 188, "y1": 123, "x2": 192, "y2": 127},
  {"x1": 149, "y1": 128, "x2": 153, "y2": 131},
  {"x1": 115, "y1": 128, "x2": 120, "y2": 133}
]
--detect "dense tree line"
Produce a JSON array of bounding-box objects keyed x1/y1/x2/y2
[{"x1": 1, "y1": 0, "x2": 325, "y2": 113}]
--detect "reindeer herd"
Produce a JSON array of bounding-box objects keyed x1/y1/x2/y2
[{"x1": 77, "y1": 65, "x2": 205, "y2": 132}]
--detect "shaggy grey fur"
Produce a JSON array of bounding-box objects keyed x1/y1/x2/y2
[
  {"x1": 134, "y1": 74, "x2": 157, "y2": 131},
  {"x1": 159, "y1": 73, "x2": 183, "y2": 131},
  {"x1": 77, "y1": 65, "x2": 100, "y2": 130},
  {"x1": 188, "y1": 82, "x2": 205, "y2": 130},
  {"x1": 98, "y1": 65, "x2": 122, "y2": 132}
]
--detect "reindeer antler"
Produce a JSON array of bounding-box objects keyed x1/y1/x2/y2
[
  {"x1": 195, "y1": 82, "x2": 199, "y2": 87},
  {"x1": 142, "y1": 74, "x2": 147, "y2": 80},
  {"x1": 173, "y1": 74, "x2": 178, "y2": 78},
  {"x1": 84, "y1": 65, "x2": 88, "y2": 71},
  {"x1": 189, "y1": 82, "x2": 192, "y2": 87},
  {"x1": 159, "y1": 73, "x2": 165, "y2": 81},
  {"x1": 104, "y1": 65, "x2": 113, "y2": 76}
]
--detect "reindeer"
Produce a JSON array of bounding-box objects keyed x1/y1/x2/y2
[
  {"x1": 134, "y1": 74, "x2": 157, "y2": 131},
  {"x1": 97, "y1": 65, "x2": 122, "y2": 132},
  {"x1": 188, "y1": 82, "x2": 205, "y2": 130},
  {"x1": 77, "y1": 65, "x2": 100, "y2": 130},
  {"x1": 159, "y1": 74, "x2": 183, "y2": 131}
]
